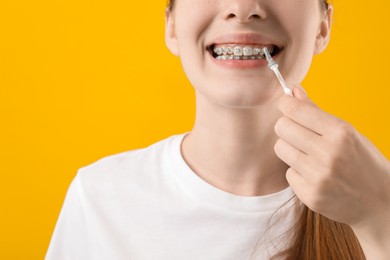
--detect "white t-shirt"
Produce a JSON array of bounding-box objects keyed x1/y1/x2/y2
[{"x1": 46, "y1": 133, "x2": 299, "y2": 260}]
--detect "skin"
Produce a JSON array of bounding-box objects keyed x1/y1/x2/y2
[
  {"x1": 165, "y1": 0, "x2": 390, "y2": 258},
  {"x1": 278, "y1": 88, "x2": 390, "y2": 259}
]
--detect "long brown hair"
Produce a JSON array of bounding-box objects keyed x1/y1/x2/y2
[
  {"x1": 166, "y1": 0, "x2": 366, "y2": 259},
  {"x1": 273, "y1": 201, "x2": 365, "y2": 259}
]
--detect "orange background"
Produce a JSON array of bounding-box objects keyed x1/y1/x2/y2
[{"x1": 0, "y1": 0, "x2": 389, "y2": 259}]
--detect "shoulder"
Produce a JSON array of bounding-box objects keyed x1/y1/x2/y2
[{"x1": 75, "y1": 133, "x2": 183, "y2": 193}]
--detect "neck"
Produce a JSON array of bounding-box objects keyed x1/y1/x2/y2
[{"x1": 181, "y1": 94, "x2": 289, "y2": 197}]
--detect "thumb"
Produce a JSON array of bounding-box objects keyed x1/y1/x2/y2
[
  {"x1": 291, "y1": 85, "x2": 317, "y2": 107},
  {"x1": 292, "y1": 85, "x2": 308, "y2": 100}
]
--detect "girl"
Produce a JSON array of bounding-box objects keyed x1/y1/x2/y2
[{"x1": 47, "y1": 0, "x2": 390, "y2": 259}]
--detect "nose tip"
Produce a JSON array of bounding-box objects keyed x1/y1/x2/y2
[{"x1": 224, "y1": 1, "x2": 266, "y2": 23}]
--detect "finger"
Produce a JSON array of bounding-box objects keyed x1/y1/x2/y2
[
  {"x1": 278, "y1": 92, "x2": 339, "y2": 136},
  {"x1": 285, "y1": 167, "x2": 311, "y2": 207},
  {"x1": 292, "y1": 86, "x2": 309, "y2": 100},
  {"x1": 274, "y1": 116, "x2": 323, "y2": 155},
  {"x1": 287, "y1": 82, "x2": 308, "y2": 97},
  {"x1": 274, "y1": 138, "x2": 313, "y2": 177}
]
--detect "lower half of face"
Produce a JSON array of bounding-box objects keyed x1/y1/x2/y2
[
  {"x1": 173, "y1": 0, "x2": 323, "y2": 109},
  {"x1": 179, "y1": 42, "x2": 315, "y2": 109}
]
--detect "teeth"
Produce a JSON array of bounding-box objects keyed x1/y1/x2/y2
[
  {"x1": 212, "y1": 45, "x2": 277, "y2": 60},
  {"x1": 253, "y1": 48, "x2": 261, "y2": 55},
  {"x1": 233, "y1": 46, "x2": 243, "y2": 56},
  {"x1": 214, "y1": 47, "x2": 222, "y2": 55},
  {"x1": 243, "y1": 46, "x2": 253, "y2": 56}
]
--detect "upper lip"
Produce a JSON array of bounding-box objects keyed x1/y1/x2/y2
[{"x1": 207, "y1": 33, "x2": 283, "y2": 49}]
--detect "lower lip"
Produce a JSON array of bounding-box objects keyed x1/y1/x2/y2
[{"x1": 208, "y1": 52, "x2": 273, "y2": 69}]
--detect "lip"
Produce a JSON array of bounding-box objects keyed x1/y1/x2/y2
[
  {"x1": 206, "y1": 33, "x2": 283, "y2": 69},
  {"x1": 207, "y1": 33, "x2": 283, "y2": 49}
]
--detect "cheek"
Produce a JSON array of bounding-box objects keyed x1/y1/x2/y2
[
  {"x1": 280, "y1": 1, "x2": 321, "y2": 45},
  {"x1": 174, "y1": 0, "x2": 218, "y2": 43},
  {"x1": 173, "y1": 2, "x2": 218, "y2": 87},
  {"x1": 278, "y1": 4, "x2": 322, "y2": 82}
]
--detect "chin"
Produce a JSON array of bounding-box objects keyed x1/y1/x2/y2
[{"x1": 196, "y1": 81, "x2": 281, "y2": 109}]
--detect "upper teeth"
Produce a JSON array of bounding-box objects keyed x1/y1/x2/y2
[{"x1": 213, "y1": 45, "x2": 274, "y2": 58}]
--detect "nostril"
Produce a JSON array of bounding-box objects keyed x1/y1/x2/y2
[
  {"x1": 249, "y1": 14, "x2": 261, "y2": 19},
  {"x1": 227, "y1": 13, "x2": 236, "y2": 19}
]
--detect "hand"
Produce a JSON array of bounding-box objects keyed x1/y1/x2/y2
[{"x1": 274, "y1": 87, "x2": 390, "y2": 229}]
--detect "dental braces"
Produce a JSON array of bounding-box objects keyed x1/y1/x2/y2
[
  {"x1": 216, "y1": 55, "x2": 264, "y2": 60},
  {"x1": 213, "y1": 45, "x2": 274, "y2": 59}
]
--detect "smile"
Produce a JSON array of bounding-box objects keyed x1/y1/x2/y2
[{"x1": 207, "y1": 44, "x2": 282, "y2": 60}]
